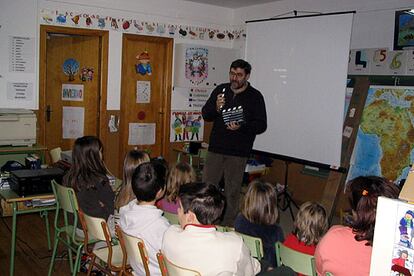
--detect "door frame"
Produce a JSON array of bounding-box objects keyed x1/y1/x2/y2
[
  {"x1": 120, "y1": 34, "x2": 173, "y2": 165},
  {"x1": 38, "y1": 25, "x2": 109, "y2": 153}
]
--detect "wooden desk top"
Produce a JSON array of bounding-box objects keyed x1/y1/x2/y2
[{"x1": 0, "y1": 145, "x2": 47, "y2": 154}]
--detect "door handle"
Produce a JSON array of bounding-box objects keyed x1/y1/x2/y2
[{"x1": 46, "y1": 105, "x2": 52, "y2": 122}]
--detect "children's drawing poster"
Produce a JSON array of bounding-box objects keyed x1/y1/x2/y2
[
  {"x1": 170, "y1": 111, "x2": 204, "y2": 142},
  {"x1": 185, "y1": 47, "x2": 208, "y2": 85},
  {"x1": 62, "y1": 106, "x2": 84, "y2": 139},
  {"x1": 390, "y1": 205, "x2": 414, "y2": 275}
]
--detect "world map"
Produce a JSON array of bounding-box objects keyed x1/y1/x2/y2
[{"x1": 348, "y1": 86, "x2": 414, "y2": 183}]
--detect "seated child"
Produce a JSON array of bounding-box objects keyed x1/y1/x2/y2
[
  {"x1": 284, "y1": 201, "x2": 328, "y2": 256},
  {"x1": 119, "y1": 160, "x2": 169, "y2": 276},
  {"x1": 63, "y1": 136, "x2": 114, "y2": 220},
  {"x1": 157, "y1": 162, "x2": 195, "y2": 214},
  {"x1": 162, "y1": 182, "x2": 261, "y2": 275},
  {"x1": 115, "y1": 150, "x2": 150, "y2": 209},
  {"x1": 234, "y1": 180, "x2": 284, "y2": 269}
]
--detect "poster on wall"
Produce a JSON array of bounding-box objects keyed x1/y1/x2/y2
[
  {"x1": 185, "y1": 47, "x2": 208, "y2": 85},
  {"x1": 7, "y1": 82, "x2": 33, "y2": 101},
  {"x1": 9, "y1": 36, "x2": 35, "y2": 73},
  {"x1": 62, "y1": 106, "x2": 84, "y2": 139},
  {"x1": 62, "y1": 84, "x2": 84, "y2": 101},
  {"x1": 171, "y1": 87, "x2": 211, "y2": 110},
  {"x1": 348, "y1": 49, "x2": 372, "y2": 75},
  {"x1": 128, "y1": 123, "x2": 156, "y2": 145},
  {"x1": 389, "y1": 205, "x2": 414, "y2": 274},
  {"x1": 170, "y1": 111, "x2": 204, "y2": 142},
  {"x1": 136, "y1": 81, "x2": 151, "y2": 103}
]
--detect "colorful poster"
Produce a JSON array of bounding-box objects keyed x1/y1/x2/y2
[
  {"x1": 185, "y1": 47, "x2": 208, "y2": 85},
  {"x1": 387, "y1": 51, "x2": 407, "y2": 75},
  {"x1": 62, "y1": 84, "x2": 84, "y2": 101},
  {"x1": 170, "y1": 111, "x2": 204, "y2": 142},
  {"x1": 390, "y1": 205, "x2": 414, "y2": 275},
  {"x1": 62, "y1": 106, "x2": 84, "y2": 139}
]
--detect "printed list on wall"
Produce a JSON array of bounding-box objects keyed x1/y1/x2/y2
[{"x1": 8, "y1": 36, "x2": 35, "y2": 73}]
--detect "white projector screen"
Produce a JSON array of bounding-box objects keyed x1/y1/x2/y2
[{"x1": 246, "y1": 12, "x2": 354, "y2": 168}]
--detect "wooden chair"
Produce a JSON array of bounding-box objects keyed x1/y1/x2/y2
[
  {"x1": 275, "y1": 242, "x2": 317, "y2": 276},
  {"x1": 235, "y1": 232, "x2": 264, "y2": 260},
  {"x1": 115, "y1": 225, "x2": 149, "y2": 276},
  {"x1": 157, "y1": 251, "x2": 201, "y2": 276},
  {"x1": 163, "y1": 211, "x2": 179, "y2": 225},
  {"x1": 78, "y1": 210, "x2": 124, "y2": 275},
  {"x1": 48, "y1": 180, "x2": 85, "y2": 276}
]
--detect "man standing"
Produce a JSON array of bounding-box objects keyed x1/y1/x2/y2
[{"x1": 202, "y1": 59, "x2": 267, "y2": 226}]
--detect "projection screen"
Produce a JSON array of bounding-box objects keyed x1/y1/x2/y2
[{"x1": 246, "y1": 12, "x2": 354, "y2": 168}]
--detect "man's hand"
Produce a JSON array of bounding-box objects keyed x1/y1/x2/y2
[
  {"x1": 216, "y1": 93, "x2": 225, "y2": 112},
  {"x1": 226, "y1": 121, "x2": 240, "y2": 131}
]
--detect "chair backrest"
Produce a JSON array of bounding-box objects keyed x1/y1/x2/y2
[
  {"x1": 156, "y1": 252, "x2": 201, "y2": 276},
  {"x1": 275, "y1": 242, "x2": 317, "y2": 276},
  {"x1": 50, "y1": 147, "x2": 62, "y2": 163},
  {"x1": 236, "y1": 232, "x2": 264, "y2": 260},
  {"x1": 116, "y1": 225, "x2": 150, "y2": 276},
  {"x1": 78, "y1": 210, "x2": 109, "y2": 241},
  {"x1": 51, "y1": 180, "x2": 78, "y2": 213},
  {"x1": 163, "y1": 211, "x2": 179, "y2": 225}
]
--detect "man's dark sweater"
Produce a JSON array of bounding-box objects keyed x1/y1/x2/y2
[{"x1": 202, "y1": 82, "x2": 267, "y2": 157}]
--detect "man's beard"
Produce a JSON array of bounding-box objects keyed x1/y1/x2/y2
[{"x1": 231, "y1": 80, "x2": 246, "y2": 90}]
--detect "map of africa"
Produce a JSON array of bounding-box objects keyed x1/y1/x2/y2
[{"x1": 348, "y1": 86, "x2": 414, "y2": 183}]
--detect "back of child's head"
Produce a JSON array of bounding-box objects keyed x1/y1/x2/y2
[
  {"x1": 347, "y1": 175, "x2": 399, "y2": 245},
  {"x1": 166, "y1": 162, "x2": 195, "y2": 202},
  {"x1": 179, "y1": 182, "x2": 225, "y2": 225},
  {"x1": 65, "y1": 135, "x2": 108, "y2": 191},
  {"x1": 115, "y1": 150, "x2": 150, "y2": 209},
  {"x1": 241, "y1": 180, "x2": 278, "y2": 225},
  {"x1": 123, "y1": 150, "x2": 150, "y2": 185},
  {"x1": 293, "y1": 201, "x2": 328, "y2": 246},
  {"x1": 131, "y1": 160, "x2": 167, "y2": 202}
]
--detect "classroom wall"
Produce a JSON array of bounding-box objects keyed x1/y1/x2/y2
[{"x1": 233, "y1": 0, "x2": 414, "y2": 50}]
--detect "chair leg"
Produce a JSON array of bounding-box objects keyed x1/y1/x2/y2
[
  {"x1": 87, "y1": 255, "x2": 96, "y2": 276},
  {"x1": 47, "y1": 234, "x2": 60, "y2": 276},
  {"x1": 72, "y1": 246, "x2": 83, "y2": 276}
]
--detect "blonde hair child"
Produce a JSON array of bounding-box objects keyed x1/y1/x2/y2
[
  {"x1": 234, "y1": 180, "x2": 284, "y2": 269},
  {"x1": 115, "y1": 150, "x2": 150, "y2": 209},
  {"x1": 284, "y1": 201, "x2": 328, "y2": 256},
  {"x1": 157, "y1": 162, "x2": 195, "y2": 214}
]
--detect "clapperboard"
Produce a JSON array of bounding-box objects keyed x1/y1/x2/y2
[{"x1": 222, "y1": 106, "x2": 244, "y2": 124}]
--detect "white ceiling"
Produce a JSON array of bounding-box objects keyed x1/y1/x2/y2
[{"x1": 182, "y1": 0, "x2": 282, "y2": 8}]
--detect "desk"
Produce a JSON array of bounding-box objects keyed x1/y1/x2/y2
[
  {"x1": 0, "y1": 190, "x2": 55, "y2": 276},
  {"x1": 0, "y1": 145, "x2": 48, "y2": 167}
]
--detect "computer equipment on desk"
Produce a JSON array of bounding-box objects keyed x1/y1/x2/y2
[{"x1": 10, "y1": 168, "x2": 65, "y2": 197}]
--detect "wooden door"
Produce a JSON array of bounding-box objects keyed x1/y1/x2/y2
[
  {"x1": 39, "y1": 26, "x2": 108, "y2": 158},
  {"x1": 120, "y1": 34, "x2": 173, "y2": 168}
]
